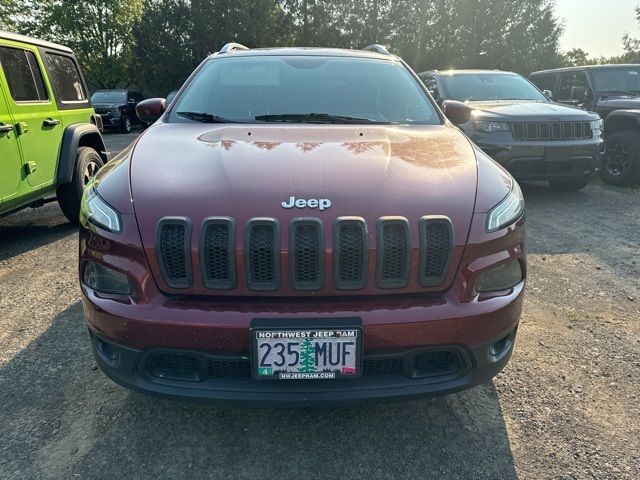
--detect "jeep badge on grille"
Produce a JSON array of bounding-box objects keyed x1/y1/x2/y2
[{"x1": 281, "y1": 196, "x2": 331, "y2": 211}]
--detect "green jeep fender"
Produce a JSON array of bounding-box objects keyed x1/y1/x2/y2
[{"x1": 57, "y1": 123, "x2": 108, "y2": 186}]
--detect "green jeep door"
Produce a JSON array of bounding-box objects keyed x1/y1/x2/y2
[
  {"x1": 0, "y1": 42, "x2": 63, "y2": 189},
  {"x1": 0, "y1": 79, "x2": 22, "y2": 204}
]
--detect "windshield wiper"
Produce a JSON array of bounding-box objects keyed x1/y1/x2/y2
[
  {"x1": 176, "y1": 111, "x2": 243, "y2": 123},
  {"x1": 254, "y1": 113, "x2": 391, "y2": 124}
]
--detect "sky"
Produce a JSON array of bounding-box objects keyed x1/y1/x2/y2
[{"x1": 556, "y1": 0, "x2": 639, "y2": 57}]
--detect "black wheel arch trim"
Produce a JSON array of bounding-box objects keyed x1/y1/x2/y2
[
  {"x1": 57, "y1": 123, "x2": 107, "y2": 185},
  {"x1": 603, "y1": 110, "x2": 640, "y2": 136}
]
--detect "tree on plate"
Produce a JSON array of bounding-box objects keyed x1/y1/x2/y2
[{"x1": 298, "y1": 339, "x2": 317, "y2": 373}]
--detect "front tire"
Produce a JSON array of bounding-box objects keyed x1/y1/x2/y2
[
  {"x1": 57, "y1": 147, "x2": 104, "y2": 224},
  {"x1": 548, "y1": 178, "x2": 589, "y2": 191},
  {"x1": 601, "y1": 130, "x2": 640, "y2": 186},
  {"x1": 120, "y1": 114, "x2": 132, "y2": 134}
]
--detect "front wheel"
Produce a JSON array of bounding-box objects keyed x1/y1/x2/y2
[
  {"x1": 548, "y1": 178, "x2": 589, "y2": 191},
  {"x1": 600, "y1": 130, "x2": 640, "y2": 186},
  {"x1": 57, "y1": 147, "x2": 104, "y2": 224},
  {"x1": 120, "y1": 114, "x2": 132, "y2": 134}
]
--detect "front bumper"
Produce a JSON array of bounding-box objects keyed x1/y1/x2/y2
[
  {"x1": 82, "y1": 281, "x2": 524, "y2": 406},
  {"x1": 96, "y1": 112, "x2": 122, "y2": 128},
  {"x1": 475, "y1": 139, "x2": 604, "y2": 181},
  {"x1": 88, "y1": 325, "x2": 518, "y2": 407}
]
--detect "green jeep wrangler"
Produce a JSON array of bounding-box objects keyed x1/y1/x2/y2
[{"x1": 0, "y1": 31, "x2": 106, "y2": 223}]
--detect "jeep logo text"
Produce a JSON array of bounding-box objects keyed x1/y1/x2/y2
[{"x1": 281, "y1": 196, "x2": 332, "y2": 211}]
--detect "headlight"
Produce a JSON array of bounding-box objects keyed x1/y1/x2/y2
[
  {"x1": 80, "y1": 186, "x2": 122, "y2": 233},
  {"x1": 476, "y1": 259, "x2": 523, "y2": 293},
  {"x1": 486, "y1": 181, "x2": 524, "y2": 233},
  {"x1": 474, "y1": 121, "x2": 511, "y2": 133},
  {"x1": 590, "y1": 119, "x2": 603, "y2": 133},
  {"x1": 82, "y1": 261, "x2": 131, "y2": 295}
]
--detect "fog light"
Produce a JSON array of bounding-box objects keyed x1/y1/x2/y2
[
  {"x1": 83, "y1": 261, "x2": 131, "y2": 295},
  {"x1": 475, "y1": 260, "x2": 523, "y2": 293}
]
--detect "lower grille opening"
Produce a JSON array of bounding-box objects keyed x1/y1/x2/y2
[
  {"x1": 145, "y1": 353, "x2": 201, "y2": 382},
  {"x1": 143, "y1": 349, "x2": 465, "y2": 383},
  {"x1": 413, "y1": 351, "x2": 461, "y2": 378},
  {"x1": 362, "y1": 358, "x2": 404, "y2": 377},
  {"x1": 207, "y1": 359, "x2": 252, "y2": 378}
]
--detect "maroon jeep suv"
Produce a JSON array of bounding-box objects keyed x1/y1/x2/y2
[{"x1": 79, "y1": 44, "x2": 526, "y2": 406}]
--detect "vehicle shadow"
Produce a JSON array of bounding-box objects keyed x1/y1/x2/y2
[
  {"x1": 0, "y1": 203, "x2": 76, "y2": 262},
  {"x1": 0, "y1": 302, "x2": 518, "y2": 480}
]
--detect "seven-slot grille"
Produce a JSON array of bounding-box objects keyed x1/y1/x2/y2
[
  {"x1": 155, "y1": 216, "x2": 454, "y2": 292},
  {"x1": 245, "y1": 219, "x2": 280, "y2": 291},
  {"x1": 200, "y1": 217, "x2": 235, "y2": 289},
  {"x1": 512, "y1": 121, "x2": 592, "y2": 141},
  {"x1": 290, "y1": 218, "x2": 324, "y2": 291},
  {"x1": 156, "y1": 218, "x2": 191, "y2": 289}
]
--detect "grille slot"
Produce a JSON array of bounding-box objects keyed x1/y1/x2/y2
[
  {"x1": 376, "y1": 217, "x2": 411, "y2": 289},
  {"x1": 207, "y1": 359, "x2": 252, "y2": 378},
  {"x1": 419, "y1": 216, "x2": 454, "y2": 287},
  {"x1": 146, "y1": 353, "x2": 200, "y2": 381},
  {"x1": 290, "y1": 218, "x2": 323, "y2": 291},
  {"x1": 334, "y1": 217, "x2": 368, "y2": 290},
  {"x1": 156, "y1": 218, "x2": 191, "y2": 289},
  {"x1": 512, "y1": 121, "x2": 592, "y2": 141},
  {"x1": 413, "y1": 351, "x2": 461, "y2": 378},
  {"x1": 245, "y1": 218, "x2": 280, "y2": 291},
  {"x1": 363, "y1": 358, "x2": 404, "y2": 377},
  {"x1": 200, "y1": 217, "x2": 235, "y2": 290}
]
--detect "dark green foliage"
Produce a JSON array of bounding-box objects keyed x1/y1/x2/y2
[
  {"x1": 0, "y1": 0, "x2": 18, "y2": 30},
  {"x1": 12, "y1": 0, "x2": 144, "y2": 89},
  {"x1": 7, "y1": 0, "x2": 635, "y2": 95}
]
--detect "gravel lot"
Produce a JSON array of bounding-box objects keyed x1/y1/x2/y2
[{"x1": 1, "y1": 132, "x2": 638, "y2": 479}]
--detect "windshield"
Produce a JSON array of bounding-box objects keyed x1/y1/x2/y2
[
  {"x1": 440, "y1": 73, "x2": 546, "y2": 102},
  {"x1": 91, "y1": 91, "x2": 126, "y2": 103},
  {"x1": 592, "y1": 68, "x2": 640, "y2": 94},
  {"x1": 170, "y1": 56, "x2": 440, "y2": 124}
]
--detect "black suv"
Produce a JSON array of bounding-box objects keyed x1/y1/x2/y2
[
  {"x1": 531, "y1": 65, "x2": 640, "y2": 186},
  {"x1": 90, "y1": 89, "x2": 145, "y2": 133},
  {"x1": 420, "y1": 70, "x2": 603, "y2": 190}
]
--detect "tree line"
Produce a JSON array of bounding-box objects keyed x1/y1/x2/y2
[{"x1": 0, "y1": 0, "x2": 637, "y2": 96}]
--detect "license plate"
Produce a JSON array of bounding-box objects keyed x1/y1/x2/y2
[{"x1": 251, "y1": 326, "x2": 362, "y2": 380}]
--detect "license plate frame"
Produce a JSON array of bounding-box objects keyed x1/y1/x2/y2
[{"x1": 250, "y1": 318, "x2": 363, "y2": 381}]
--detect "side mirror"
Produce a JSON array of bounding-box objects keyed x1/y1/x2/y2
[
  {"x1": 442, "y1": 100, "x2": 472, "y2": 125},
  {"x1": 571, "y1": 86, "x2": 587, "y2": 101},
  {"x1": 136, "y1": 98, "x2": 166, "y2": 124},
  {"x1": 543, "y1": 89, "x2": 553, "y2": 100}
]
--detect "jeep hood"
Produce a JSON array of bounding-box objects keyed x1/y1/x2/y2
[
  {"x1": 469, "y1": 100, "x2": 597, "y2": 121},
  {"x1": 130, "y1": 123, "x2": 477, "y2": 232},
  {"x1": 128, "y1": 123, "x2": 479, "y2": 295}
]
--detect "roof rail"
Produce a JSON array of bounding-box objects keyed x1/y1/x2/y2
[
  {"x1": 219, "y1": 42, "x2": 250, "y2": 54},
  {"x1": 362, "y1": 44, "x2": 390, "y2": 55}
]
